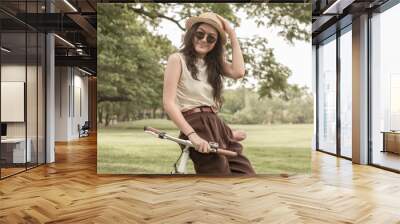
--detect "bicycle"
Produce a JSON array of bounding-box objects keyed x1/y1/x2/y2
[{"x1": 144, "y1": 126, "x2": 237, "y2": 174}]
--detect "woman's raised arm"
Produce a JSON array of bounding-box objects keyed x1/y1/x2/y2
[{"x1": 217, "y1": 15, "x2": 245, "y2": 80}]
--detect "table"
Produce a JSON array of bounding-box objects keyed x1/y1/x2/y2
[
  {"x1": 1, "y1": 138, "x2": 32, "y2": 163},
  {"x1": 381, "y1": 131, "x2": 400, "y2": 154}
]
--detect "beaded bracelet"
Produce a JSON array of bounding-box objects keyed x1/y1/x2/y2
[{"x1": 186, "y1": 131, "x2": 196, "y2": 137}]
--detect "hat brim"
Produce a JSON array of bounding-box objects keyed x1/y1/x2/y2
[{"x1": 185, "y1": 17, "x2": 227, "y2": 45}]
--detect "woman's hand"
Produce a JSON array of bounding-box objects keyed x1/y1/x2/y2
[
  {"x1": 216, "y1": 14, "x2": 235, "y2": 37},
  {"x1": 217, "y1": 14, "x2": 245, "y2": 80},
  {"x1": 232, "y1": 130, "x2": 246, "y2": 142},
  {"x1": 188, "y1": 133, "x2": 210, "y2": 153}
]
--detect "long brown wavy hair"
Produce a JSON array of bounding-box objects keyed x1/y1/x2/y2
[{"x1": 180, "y1": 22, "x2": 225, "y2": 109}]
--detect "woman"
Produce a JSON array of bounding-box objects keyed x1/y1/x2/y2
[{"x1": 163, "y1": 12, "x2": 255, "y2": 175}]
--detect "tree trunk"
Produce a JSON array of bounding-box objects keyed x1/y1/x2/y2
[
  {"x1": 105, "y1": 113, "x2": 111, "y2": 127},
  {"x1": 161, "y1": 109, "x2": 166, "y2": 119},
  {"x1": 98, "y1": 108, "x2": 103, "y2": 124},
  {"x1": 138, "y1": 111, "x2": 143, "y2": 120}
]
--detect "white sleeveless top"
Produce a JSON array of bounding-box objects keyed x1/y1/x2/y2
[{"x1": 175, "y1": 52, "x2": 217, "y2": 112}]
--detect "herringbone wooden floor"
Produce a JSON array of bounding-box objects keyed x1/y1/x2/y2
[{"x1": 1, "y1": 135, "x2": 400, "y2": 224}]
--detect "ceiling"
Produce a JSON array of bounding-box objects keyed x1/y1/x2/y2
[
  {"x1": 0, "y1": 0, "x2": 97, "y2": 75},
  {"x1": 312, "y1": 0, "x2": 389, "y2": 44}
]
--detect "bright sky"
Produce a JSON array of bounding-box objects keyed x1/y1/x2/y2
[{"x1": 155, "y1": 9, "x2": 312, "y2": 89}]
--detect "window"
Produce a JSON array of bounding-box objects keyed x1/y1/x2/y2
[
  {"x1": 0, "y1": 2, "x2": 46, "y2": 179},
  {"x1": 371, "y1": 3, "x2": 400, "y2": 171},
  {"x1": 340, "y1": 27, "x2": 352, "y2": 158},
  {"x1": 318, "y1": 35, "x2": 337, "y2": 154}
]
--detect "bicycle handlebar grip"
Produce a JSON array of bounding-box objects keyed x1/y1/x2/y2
[
  {"x1": 144, "y1": 126, "x2": 161, "y2": 134},
  {"x1": 217, "y1": 149, "x2": 238, "y2": 157},
  {"x1": 144, "y1": 127, "x2": 238, "y2": 157},
  {"x1": 209, "y1": 142, "x2": 237, "y2": 157}
]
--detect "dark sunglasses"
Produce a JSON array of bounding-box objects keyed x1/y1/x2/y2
[{"x1": 194, "y1": 31, "x2": 217, "y2": 44}]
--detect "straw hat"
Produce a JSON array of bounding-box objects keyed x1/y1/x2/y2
[{"x1": 185, "y1": 12, "x2": 227, "y2": 45}]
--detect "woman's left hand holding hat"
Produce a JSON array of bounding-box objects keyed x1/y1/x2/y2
[{"x1": 215, "y1": 14, "x2": 235, "y2": 37}]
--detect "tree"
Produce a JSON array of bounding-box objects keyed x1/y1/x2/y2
[
  {"x1": 97, "y1": 3, "x2": 311, "y2": 124},
  {"x1": 127, "y1": 3, "x2": 311, "y2": 98},
  {"x1": 220, "y1": 87, "x2": 313, "y2": 124},
  {"x1": 98, "y1": 4, "x2": 176, "y2": 125}
]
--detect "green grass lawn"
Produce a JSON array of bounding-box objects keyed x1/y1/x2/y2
[{"x1": 97, "y1": 119, "x2": 312, "y2": 174}]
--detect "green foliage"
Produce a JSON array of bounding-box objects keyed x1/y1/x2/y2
[
  {"x1": 237, "y1": 37, "x2": 292, "y2": 98},
  {"x1": 97, "y1": 3, "x2": 311, "y2": 124},
  {"x1": 106, "y1": 119, "x2": 177, "y2": 130},
  {"x1": 98, "y1": 4, "x2": 178, "y2": 125},
  {"x1": 221, "y1": 87, "x2": 313, "y2": 124},
  {"x1": 98, "y1": 4, "x2": 177, "y2": 101}
]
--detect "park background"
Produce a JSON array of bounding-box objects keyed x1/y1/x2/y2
[{"x1": 97, "y1": 3, "x2": 313, "y2": 174}]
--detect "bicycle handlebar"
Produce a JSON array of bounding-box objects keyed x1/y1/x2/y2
[
  {"x1": 144, "y1": 126, "x2": 162, "y2": 135},
  {"x1": 144, "y1": 126, "x2": 237, "y2": 157}
]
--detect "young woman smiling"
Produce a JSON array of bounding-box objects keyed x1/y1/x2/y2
[{"x1": 163, "y1": 12, "x2": 255, "y2": 175}]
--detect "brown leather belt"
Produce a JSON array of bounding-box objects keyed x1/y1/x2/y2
[{"x1": 182, "y1": 106, "x2": 217, "y2": 116}]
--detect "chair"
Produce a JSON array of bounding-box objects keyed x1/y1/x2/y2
[{"x1": 79, "y1": 121, "x2": 90, "y2": 138}]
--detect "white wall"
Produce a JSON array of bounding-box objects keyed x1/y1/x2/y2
[
  {"x1": 55, "y1": 66, "x2": 69, "y2": 141},
  {"x1": 55, "y1": 67, "x2": 89, "y2": 141},
  {"x1": 1, "y1": 65, "x2": 26, "y2": 81},
  {"x1": 1, "y1": 65, "x2": 26, "y2": 139},
  {"x1": 1, "y1": 82, "x2": 25, "y2": 122},
  {"x1": 2, "y1": 63, "x2": 46, "y2": 163}
]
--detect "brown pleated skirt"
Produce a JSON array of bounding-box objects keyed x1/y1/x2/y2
[{"x1": 178, "y1": 110, "x2": 256, "y2": 175}]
